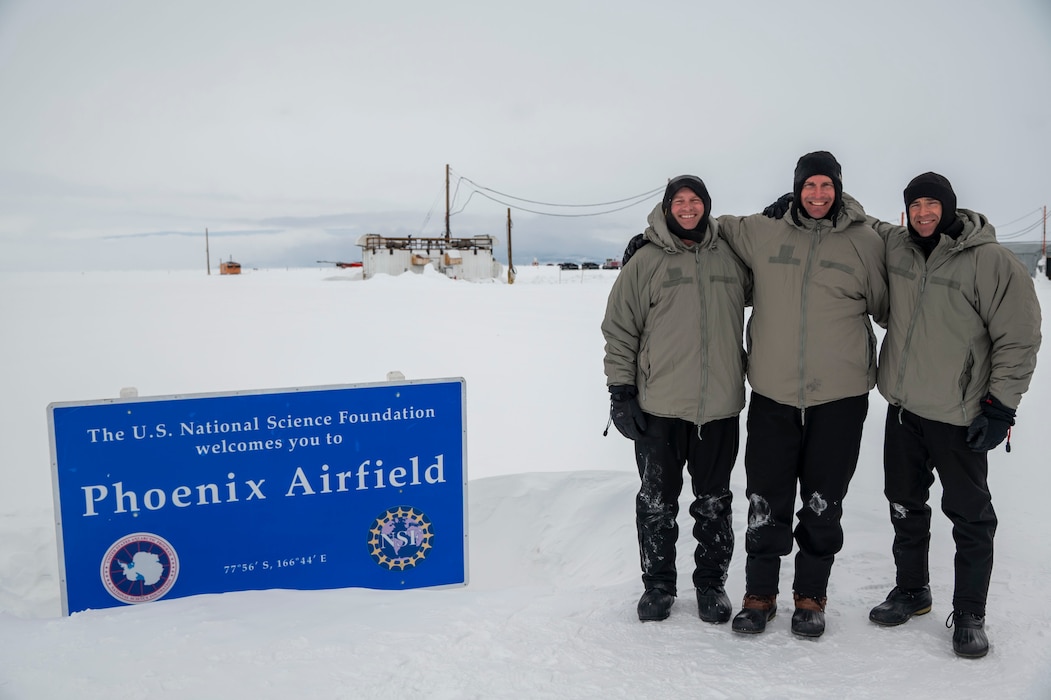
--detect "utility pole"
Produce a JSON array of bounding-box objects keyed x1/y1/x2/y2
[
  {"x1": 444, "y1": 163, "x2": 451, "y2": 242},
  {"x1": 205, "y1": 228, "x2": 211, "y2": 275},
  {"x1": 506, "y1": 207, "x2": 515, "y2": 285}
]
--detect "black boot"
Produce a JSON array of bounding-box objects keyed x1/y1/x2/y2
[
  {"x1": 731, "y1": 594, "x2": 777, "y2": 634},
  {"x1": 948, "y1": 611, "x2": 989, "y2": 658},
  {"x1": 637, "y1": 588, "x2": 674, "y2": 622},
  {"x1": 791, "y1": 593, "x2": 827, "y2": 638},
  {"x1": 696, "y1": 585, "x2": 732, "y2": 624},
  {"x1": 869, "y1": 586, "x2": 933, "y2": 626}
]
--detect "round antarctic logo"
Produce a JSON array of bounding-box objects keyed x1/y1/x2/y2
[
  {"x1": 100, "y1": 532, "x2": 180, "y2": 604},
  {"x1": 367, "y1": 506, "x2": 434, "y2": 571}
]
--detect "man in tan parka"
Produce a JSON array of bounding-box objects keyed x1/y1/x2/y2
[
  {"x1": 866, "y1": 172, "x2": 1042, "y2": 659},
  {"x1": 602, "y1": 175, "x2": 750, "y2": 624},
  {"x1": 717, "y1": 151, "x2": 889, "y2": 638}
]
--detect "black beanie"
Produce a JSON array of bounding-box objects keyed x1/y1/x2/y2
[
  {"x1": 791, "y1": 150, "x2": 843, "y2": 222},
  {"x1": 904, "y1": 172, "x2": 958, "y2": 236},
  {"x1": 662, "y1": 175, "x2": 712, "y2": 243}
]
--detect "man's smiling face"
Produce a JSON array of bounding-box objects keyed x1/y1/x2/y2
[
  {"x1": 670, "y1": 187, "x2": 705, "y2": 230},
  {"x1": 909, "y1": 197, "x2": 943, "y2": 238},
  {"x1": 800, "y1": 175, "x2": 836, "y2": 219}
]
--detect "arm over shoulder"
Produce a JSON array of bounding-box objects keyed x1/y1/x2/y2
[
  {"x1": 712, "y1": 214, "x2": 770, "y2": 267},
  {"x1": 865, "y1": 215, "x2": 906, "y2": 242}
]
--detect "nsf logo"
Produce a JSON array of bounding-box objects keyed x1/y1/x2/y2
[
  {"x1": 100, "y1": 532, "x2": 180, "y2": 604},
  {"x1": 367, "y1": 506, "x2": 434, "y2": 571}
]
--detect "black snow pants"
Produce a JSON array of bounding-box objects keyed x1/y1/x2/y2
[
  {"x1": 633, "y1": 414, "x2": 739, "y2": 596},
  {"x1": 742, "y1": 392, "x2": 868, "y2": 599},
  {"x1": 883, "y1": 405, "x2": 997, "y2": 616}
]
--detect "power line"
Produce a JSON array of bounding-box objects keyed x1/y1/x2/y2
[
  {"x1": 456, "y1": 174, "x2": 664, "y2": 209},
  {"x1": 997, "y1": 207, "x2": 1047, "y2": 240},
  {"x1": 461, "y1": 187, "x2": 661, "y2": 218},
  {"x1": 997, "y1": 207, "x2": 1043, "y2": 228},
  {"x1": 447, "y1": 168, "x2": 663, "y2": 219},
  {"x1": 418, "y1": 182, "x2": 447, "y2": 236}
]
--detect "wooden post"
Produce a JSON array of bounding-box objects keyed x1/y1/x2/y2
[
  {"x1": 205, "y1": 228, "x2": 211, "y2": 275},
  {"x1": 506, "y1": 208, "x2": 515, "y2": 284},
  {"x1": 444, "y1": 163, "x2": 451, "y2": 243}
]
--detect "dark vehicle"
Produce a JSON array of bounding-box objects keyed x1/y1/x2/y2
[
  {"x1": 581, "y1": 262, "x2": 600, "y2": 270},
  {"x1": 559, "y1": 262, "x2": 580, "y2": 270}
]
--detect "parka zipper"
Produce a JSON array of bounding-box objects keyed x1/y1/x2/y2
[
  {"x1": 696, "y1": 243, "x2": 708, "y2": 436},
  {"x1": 894, "y1": 241, "x2": 971, "y2": 420},
  {"x1": 894, "y1": 253, "x2": 927, "y2": 399},
  {"x1": 797, "y1": 224, "x2": 822, "y2": 418}
]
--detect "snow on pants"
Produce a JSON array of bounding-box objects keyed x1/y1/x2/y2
[
  {"x1": 883, "y1": 405, "x2": 997, "y2": 617},
  {"x1": 633, "y1": 414, "x2": 739, "y2": 596},
  {"x1": 742, "y1": 392, "x2": 868, "y2": 599}
]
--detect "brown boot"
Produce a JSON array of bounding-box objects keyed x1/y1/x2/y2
[
  {"x1": 731, "y1": 594, "x2": 777, "y2": 634},
  {"x1": 791, "y1": 593, "x2": 827, "y2": 638}
]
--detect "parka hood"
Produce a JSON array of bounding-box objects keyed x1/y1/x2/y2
[{"x1": 953, "y1": 209, "x2": 998, "y2": 250}]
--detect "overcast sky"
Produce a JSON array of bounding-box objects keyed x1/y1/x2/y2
[{"x1": 1, "y1": 0, "x2": 1049, "y2": 271}]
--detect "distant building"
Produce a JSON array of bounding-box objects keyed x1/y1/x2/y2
[
  {"x1": 356, "y1": 234, "x2": 503, "y2": 281},
  {"x1": 220, "y1": 259, "x2": 242, "y2": 275}
]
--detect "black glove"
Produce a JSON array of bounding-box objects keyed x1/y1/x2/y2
[
  {"x1": 621, "y1": 233, "x2": 650, "y2": 267},
  {"x1": 608, "y1": 385, "x2": 647, "y2": 441},
  {"x1": 966, "y1": 394, "x2": 1016, "y2": 452},
  {"x1": 762, "y1": 192, "x2": 793, "y2": 219}
]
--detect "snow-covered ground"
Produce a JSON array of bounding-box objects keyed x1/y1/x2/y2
[{"x1": 1, "y1": 263, "x2": 1048, "y2": 699}]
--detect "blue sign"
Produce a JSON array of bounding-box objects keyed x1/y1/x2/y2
[{"x1": 48, "y1": 378, "x2": 467, "y2": 615}]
